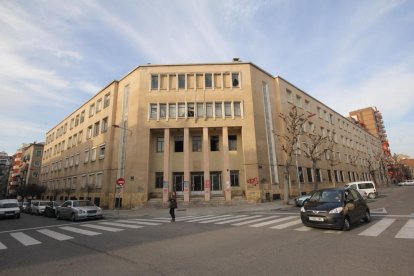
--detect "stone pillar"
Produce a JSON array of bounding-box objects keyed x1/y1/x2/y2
[
  {"x1": 222, "y1": 127, "x2": 231, "y2": 201},
  {"x1": 203, "y1": 127, "x2": 210, "y2": 201},
  {"x1": 163, "y1": 128, "x2": 170, "y2": 203},
  {"x1": 183, "y1": 128, "x2": 190, "y2": 202}
]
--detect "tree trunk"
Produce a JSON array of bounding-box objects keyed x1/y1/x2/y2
[
  {"x1": 283, "y1": 166, "x2": 290, "y2": 204},
  {"x1": 312, "y1": 160, "x2": 318, "y2": 191}
]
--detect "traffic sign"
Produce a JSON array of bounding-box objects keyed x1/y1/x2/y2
[{"x1": 116, "y1": 177, "x2": 125, "y2": 186}]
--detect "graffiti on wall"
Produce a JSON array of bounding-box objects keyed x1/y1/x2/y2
[{"x1": 247, "y1": 177, "x2": 259, "y2": 187}]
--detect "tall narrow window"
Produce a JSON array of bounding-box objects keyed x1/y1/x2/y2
[
  {"x1": 156, "y1": 137, "x2": 164, "y2": 153},
  {"x1": 169, "y1": 104, "x2": 176, "y2": 118},
  {"x1": 151, "y1": 75, "x2": 158, "y2": 90},
  {"x1": 187, "y1": 103, "x2": 194, "y2": 117},
  {"x1": 215, "y1": 102, "x2": 222, "y2": 118},
  {"x1": 210, "y1": 136, "x2": 219, "y2": 151},
  {"x1": 205, "y1": 73, "x2": 212, "y2": 88},
  {"x1": 150, "y1": 104, "x2": 157, "y2": 119},
  {"x1": 234, "y1": 102, "x2": 241, "y2": 117},
  {"x1": 94, "y1": 121, "x2": 100, "y2": 136},
  {"x1": 307, "y1": 168, "x2": 313, "y2": 182},
  {"x1": 232, "y1": 73, "x2": 239, "y2": 87},
  {"x1": 101, "y1": 117, "x2": 108, "y2": 133},
  {"x1": 104, "y1": 93, "x2": 110, "y2": 108},
  {"x1": 228, "y1": 135, "x2": 237, "y2": 151},
  {"x1": 155, "y1": 172, "x2": 164, "y2": 188},
  {"x1": 196, "y1": 103, "x2": 205, "y2": 117},
  {"x1": 99, "y1": 144, "x2": 105, "y2": 159},
  {"x1": 178, "y1": 103, "x2": 186, "y2": 118},
  {"x1": 178, "y1": 74, "x2": 185, "y2": 89},
  {"x1": 160, "y1": 104, "x2": 166, "y2": 119},
  {"x1": 175, "y1": 136, "x2": 183, "y2": 152},
  {"x1": 192, "y1": 136, "x2": 202, "y2": 152},
  {"x1": 206, "y1": 103, "x2": 213, "y2": 117}
]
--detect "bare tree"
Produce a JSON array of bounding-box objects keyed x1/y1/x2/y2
[
  {"x1": 374, "y1": 151, "x2": 390, "y2": 187},
  {"x1": 276, "y1": 106, "x2": 311, "y2": 204},
  {"x1": 366, "y1": 155, "x2": 379, "y2": 185},
  {"x1": 325, "y1": 139, "x2": 340, "y2": 187},
  {"x1": 302, "y1": 130, "x2": 331, "y2": 190}
]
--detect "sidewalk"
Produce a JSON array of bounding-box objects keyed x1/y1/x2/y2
[{"x1": 102, "y1": 199, "x2": 295, "y2": 219}]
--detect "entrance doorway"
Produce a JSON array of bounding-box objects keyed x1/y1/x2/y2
[
  {"x1": 191, "y1": 172, "x2": 204, "y2": 195},
  {"x1": 173, "y1": 172, "x2": 184, "y2": 195},
  {"x1": 211, "y1": 172, "x2": 222, "y2": 195}
]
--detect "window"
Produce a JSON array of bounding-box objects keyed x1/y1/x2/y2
[
  {"x1": 155, "y1": 172, "x2": 163, "y2": 189},
  {"x1": 84, "y1": 150, "x2": 89, "y2": 163},
  {"x1": 75, "y1": 115, "x2": 80, "y2": 127},
  {"x1": 91, "y1": 148, "x2": 97, "y2": 161},
  {"x1": 78, "y1": 131, "x2": 83, "y2": 143},
  {"x1": 178, "y1": 74, "x2": 185, "y2": 89},
  {"x1": 307, "y1": 168, "x2": 313, "y2": 182},
  {"x1": 175, "y1": 136, "x2": 183, "y2": 152},
  {"x1": 70, "y1": 118, "x2": 75, "y2": 129},
  {"x1": 96, "y1": 99, "x2": 102, "y2": 113},
  {"x1": 318, "y1": 107, "x2": 323, "y2": 118},
  {"x1": 286, "y1": 89, "x2": 293, "y2": 103},
  {"x1": 151, "y1": 75, "x2": 159, "y2": 90},
  {"x1": 296, "y1": 95, "x2": 302, "y2": 108},
  {"x1": 316, "y1": 169, "x2": 322, "y2": 182},
  {"x1": 150, "y1": 104, "x2": 157, "y2": 119},
  {"x1": 210, "y1": 136, "x2": 219, "y2": 151},
  {"x1": 87, "y1": 125, "x2": 92, "y2": 139},
  {"x1": 81, "y1": 175, "x2": 87, "y2": 189},
  {"x1": 197, "y1": 103, "x2": 204, "y2": 117},
  {"x1": 224, "y1": 102, "x2": 232, "y2": 117},
  {"x1": 101, "y1": 117, "x2": 108, "y2": 133},
  {"x1": 89, "y1": 104, "x2": 95, "y2": 117},
  {"x1": 88, "y1": 174, "x2": 95, "y2": 187},
  {"x1": 94, "y1": 121, "x2": 100, "y2": 136},
  {"x1": 234, "y1": 102, "x2": 241, "y2": 116},
  {"x1": 178, "y1": 103, "x2": 186, "y2": 118},
  {"x1": 65, "y1": 157, "x2": 69, "y2": 168},
  {"x1": 156, "y1": 137, "x2": 164, "y2": 153},
  {"x1": 205, "y1": 73, "x2": 212, "y2": 88},
  {"x1": 75, "y1": 153, "x2": 80, "y2": 166},
  {"x1": 187, "y1": 103, "x2": 194, "y2": 117},
  {"x1": 228, "y1": 135, "x2": 237, "y2": 151},
  {"x1": 96, "y1": 172, "x2": 103, "y2": 188},
  {"x1": 232, "y1": 73, "x2": 239, "y2": 87},
  {"x1": 169, "y1": 104, "x2": 176, "y2": 118},
  {"x1": 192, "y1": 136, "x2": 202, "y2": 152},
  {"x1": 160, "y1": 104, "x2": 166, "y2": 119},
  {"x1": 80, "y1": 110, "x2": 85, "y2": 123},
  {"x1": 69, "y1": 155, "x2": 74, "y2": 167},
  {"x1": 99, "y1": 144, "x2": 105, "y2": 159},
  {"x1": 230, "y1": 170, "x2": 239, "y2": 187},
  {"x1": 68, "y1": 137, "x2": 72, "y2": 149},
  {"x1": 215, "y1": 102, "x2": 222, "y2": 117},
  {"x1": 304, "y1": 100, "x2": 310, "y2": 112},
  {"x1": 298, "y1": 167, "x2": 304, "y2": 183},
  {"x1": 206, "y1": 103, "x2": 213, "y2": 117},
  {"x1": 104, "y1": 93, "x2": 110, "y2": 108}
]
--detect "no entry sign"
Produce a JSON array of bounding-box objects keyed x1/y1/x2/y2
[{"x1": 116, "y1": 177, "x2": 125, "y2": 186}]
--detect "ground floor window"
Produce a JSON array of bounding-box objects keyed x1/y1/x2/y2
[
  {"x1": 94, "y1": 197, "x2": 100, "y2": 206},
  {"x1": 155, "y1": 172, "x2": 163, "y2": 188},
  {"x1": 307, "y1": 168, "x2": 313, "y2": 182},
  {"x1": 191, "y1": 172, "x2": 204, "y2": 191},
  {"x1": 230, "y1": 170, "x2": 239, "y2": 187}
]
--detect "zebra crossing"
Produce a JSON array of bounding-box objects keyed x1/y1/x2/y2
[{"x1": 0, "y1": 217, "x2": 175, "y2": 250}]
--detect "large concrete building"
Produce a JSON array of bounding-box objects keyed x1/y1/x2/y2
[{"x1": 40, "y1": 61, "x2": 385, "y2": 208}]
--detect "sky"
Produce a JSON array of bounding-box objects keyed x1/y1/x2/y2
[{"x1": 0, "y1": 0, "x2": 413, "y2": 157}]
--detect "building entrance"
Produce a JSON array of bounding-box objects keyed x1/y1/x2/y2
[
  {"x1": 173, "y1": 173, "x2": 184, "y2": 195},
  {"x1": 211, "y1": 172, "x2": 222, "y2": 195},
  {"x1": 191, "y1": 172, "x2": 204, "y2": 195}
]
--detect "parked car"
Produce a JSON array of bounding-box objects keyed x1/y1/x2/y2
[
  {"x1": 56, "y1": 200, "x2": 103, "y2": 221},
  {"x1": 0, "y1": 199, "x2": 21, "y2": 219},
  {"x1": 344, "y1": 181, "x2": 377, "y2": 199},
  {"x1": 30, "y1": 200, "x2": 49, "y2": 215},
  {"x1": 398, "y1": 180, "x2": 414, "y2": 186},
  {"x1": 44, "y1": 201, "x2": 63, "y2": 217},
  {"x1": 300, "y1": 188, "x2": 371, "y2": 231},
  {"x1": 20, "y1": 201, "x2": 30, "y2": 213},
  {"x1": 294, "y1": 191, "x2": 316, "y2": 207}
]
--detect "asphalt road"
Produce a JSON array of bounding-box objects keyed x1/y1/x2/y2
[{"x1": 0, "y1": 186, "x2": 413, "y2": 276}]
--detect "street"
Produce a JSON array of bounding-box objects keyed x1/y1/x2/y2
[{"x1": 1, "y1": 187, "x2": 413, "y2": 276}]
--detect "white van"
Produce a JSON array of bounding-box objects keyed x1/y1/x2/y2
[
  {"x1": 0, "y1": 199, "x2": 21, "y2": 219},
  {"x1": 30, "y1": 200, "x2": 49, "y2": 215},
  {"x1": 344, "y1": 181, "x2": 378, "y2": 199}
]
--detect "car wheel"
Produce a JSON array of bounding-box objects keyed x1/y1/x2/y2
[
  {"x1": 15, "y1": 213, "x2": 20, "y2": 219},
  {"x1": 364, "y1": 210, "x2": 371, "y2": 223},
  {"x1": 342, "y1": 217, "x2": 351, "y2": 231},
  {"x1": 368, "y1": 193, "x2": 376, "y2": 199},
  {"x1": 56, "y1": 212, "x2": 61, "y2": 220},
  {"x1": 71, "y1": 213, "x2": 77, "y2": 222}
]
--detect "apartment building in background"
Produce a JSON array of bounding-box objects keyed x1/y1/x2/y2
[{"x1": 39, "y1": 60, "x2": 386, "y2": 208}]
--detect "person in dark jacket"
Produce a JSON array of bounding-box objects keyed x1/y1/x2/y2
[{"x1": 169, "y1": 192, "x2": 177, "y2": 222}]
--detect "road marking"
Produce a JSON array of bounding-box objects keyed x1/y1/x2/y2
[
  {"x1": 232, "y1": 216, "x2": 280, "y2": 226},
  {"x1": 215, "y1": 215, "x2": 263, "y2": 225},
  {"x1": 186, "y1": 215, "x2": 232, "y2": 223},
  {"x1": 99, "y1": 222, "x2": 143, "y2": 229},
  {"x1": 395, "y1": 219, "x2": 414, "y2": 239},
  {"x1": 324, "y1": 230, "x2": 342, "y2": 234},
  {"x1": 10, "y1": 232, "x2": 41, "y2": 246},
  {"x1": 154, "y1": 216, "x2": 198, "y2": 221},
  {"x1": 0, "y1": 242, "x2": 7, "y2": 250},
  {"x1": 370, "y1": 208, "x2": 387, "y2": 214},
  {"x1": 129, "y1": 218, "x2": 173, "y2": 222},
  {"x1": 270, "y1": 219, "x2": 302, "y2": 229},
  {"x1": 81, "y1": 224, "x2": 124, "y2": 232},
  {"x1": 116, "y1": 220, "x2": 160, "y2": 226},
  {"x1": 37, "y1": 229, "x2": 74, "y2": 241},
  {"x1": 59, "y1": 226, "x2": 101, "y2": 236},
  {"x1": 199, "y1": 215, "x2": 248, "y2": 224},
  {"x1": 249, "y1": 216, "x2": 296, "y2": 228},
  {"x1": 294, "y1": 226, "x2": 312, "y2": 231},
  {"x1": 358, "y1": 218, "x2": 395, "y2": 237}
]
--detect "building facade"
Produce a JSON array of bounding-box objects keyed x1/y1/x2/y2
[
  {"x1": 40, "y1": 61, "x2": 385, "y2": 208},
  {"x1": 0, "y1": 151, "x2": 12, "y2": 198}
]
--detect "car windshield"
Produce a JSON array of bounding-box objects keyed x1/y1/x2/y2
[
  {"x1": 310, "y1": 190, "x2": 342, "y2": 203},
  {"x1": 39, "y1": 202, "x2": 48, "y2": 206},
  {"x1": 73, "y1": 201, "x2": 94, "y2": 207},
  {"x1": 0, "y1": 203, "x2": 18, "y2": 208}
]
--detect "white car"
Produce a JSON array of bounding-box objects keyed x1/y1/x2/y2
[
  {"x1": 398, "y1": 180, "x2": 414, "y2": 186},
  {"x1": 0, "y1": 199, "x2": 21, "y2": 219},
  {"x1": 344, "y1": 181, "x2": 378, "y2": 199},
  {"x1": 56, "y1": 200, "x2": 103, "y2": 221}
]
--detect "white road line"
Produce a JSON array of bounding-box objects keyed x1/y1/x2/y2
[
  {"x1": 37, "y1": 229, "x2": 74, "y2": 241},
  {"x1": 117, "y1": 220, "x2": 160, "y2": 226},
  {"x1": 59, "y1": 226, "x2": 101, "y2": 236},
  {"x1": 395, "y1": 219, "x2": 414, "y2": 239},
  {"x1": 81, "y1": 224, "x2": 124, "y2": 232},
  {"x1": 249, "y1": 216, "x2": 296, "y2": 228},
  {"x1": 215, "y1": 215, "x2": 263, "y2": 225},
  {"x1": 294, "y1": 226, "x2": 312, "y2": 231},
  {"x1": 0, "y1": 242, "x2": 7, "y2": 250},
  {"x1": 324, "y1": 230, "x2": 342, "y2": 234},
  {"x1": 10, "y1": 232, "x2": 41, "y2": 246},
  {"x1": 270, "y1": 219, "x2": 302, "y2": 229},
  {"x1": 129, "y1": 218, "x2": 171, "y2": 223},
  {"x1": 199, "y1": 215, "x2": 248, "y2": 224},
  {"x1": 358, "y1": 218, "x2": 396, "y2": 237},
  {"x1": 186, "y1": 215, "x2": 232, "y2": 223},
  {"x1": 232, "y1": 216, "x2": 280, "y2": 226},
  {"x1": 99, "y1": 222, "x2": 144, "y2": 229}
]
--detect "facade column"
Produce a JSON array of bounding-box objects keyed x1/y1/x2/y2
[
  {"x1": 222, "y1": 127, "x2": 231, "y2": 201},
  {"x1": 183, "y1": 127, "x2": 190, "y2": 202},
  {"x1": 163, "y1": 128, "x2": 170, "y2": 203},
  {"x1": 203, "y1": 127, "x2": 210, "y2": 201}
]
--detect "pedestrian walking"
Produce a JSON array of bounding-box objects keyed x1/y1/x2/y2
[{"x1": 169, "y1": 192, "x2": 177, "y2": 222}]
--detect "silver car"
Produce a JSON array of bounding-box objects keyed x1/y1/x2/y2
[
  {"x1": 56, "y1": 200, "x2": 103, "y2": 221},
  {"x1": 294, "y1": 191, "x2": 316, "y2": 207}
]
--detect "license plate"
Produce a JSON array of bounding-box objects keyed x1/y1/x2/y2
[{"x1": 309, "y1": 217, "x2": 324, "y2": 222}]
